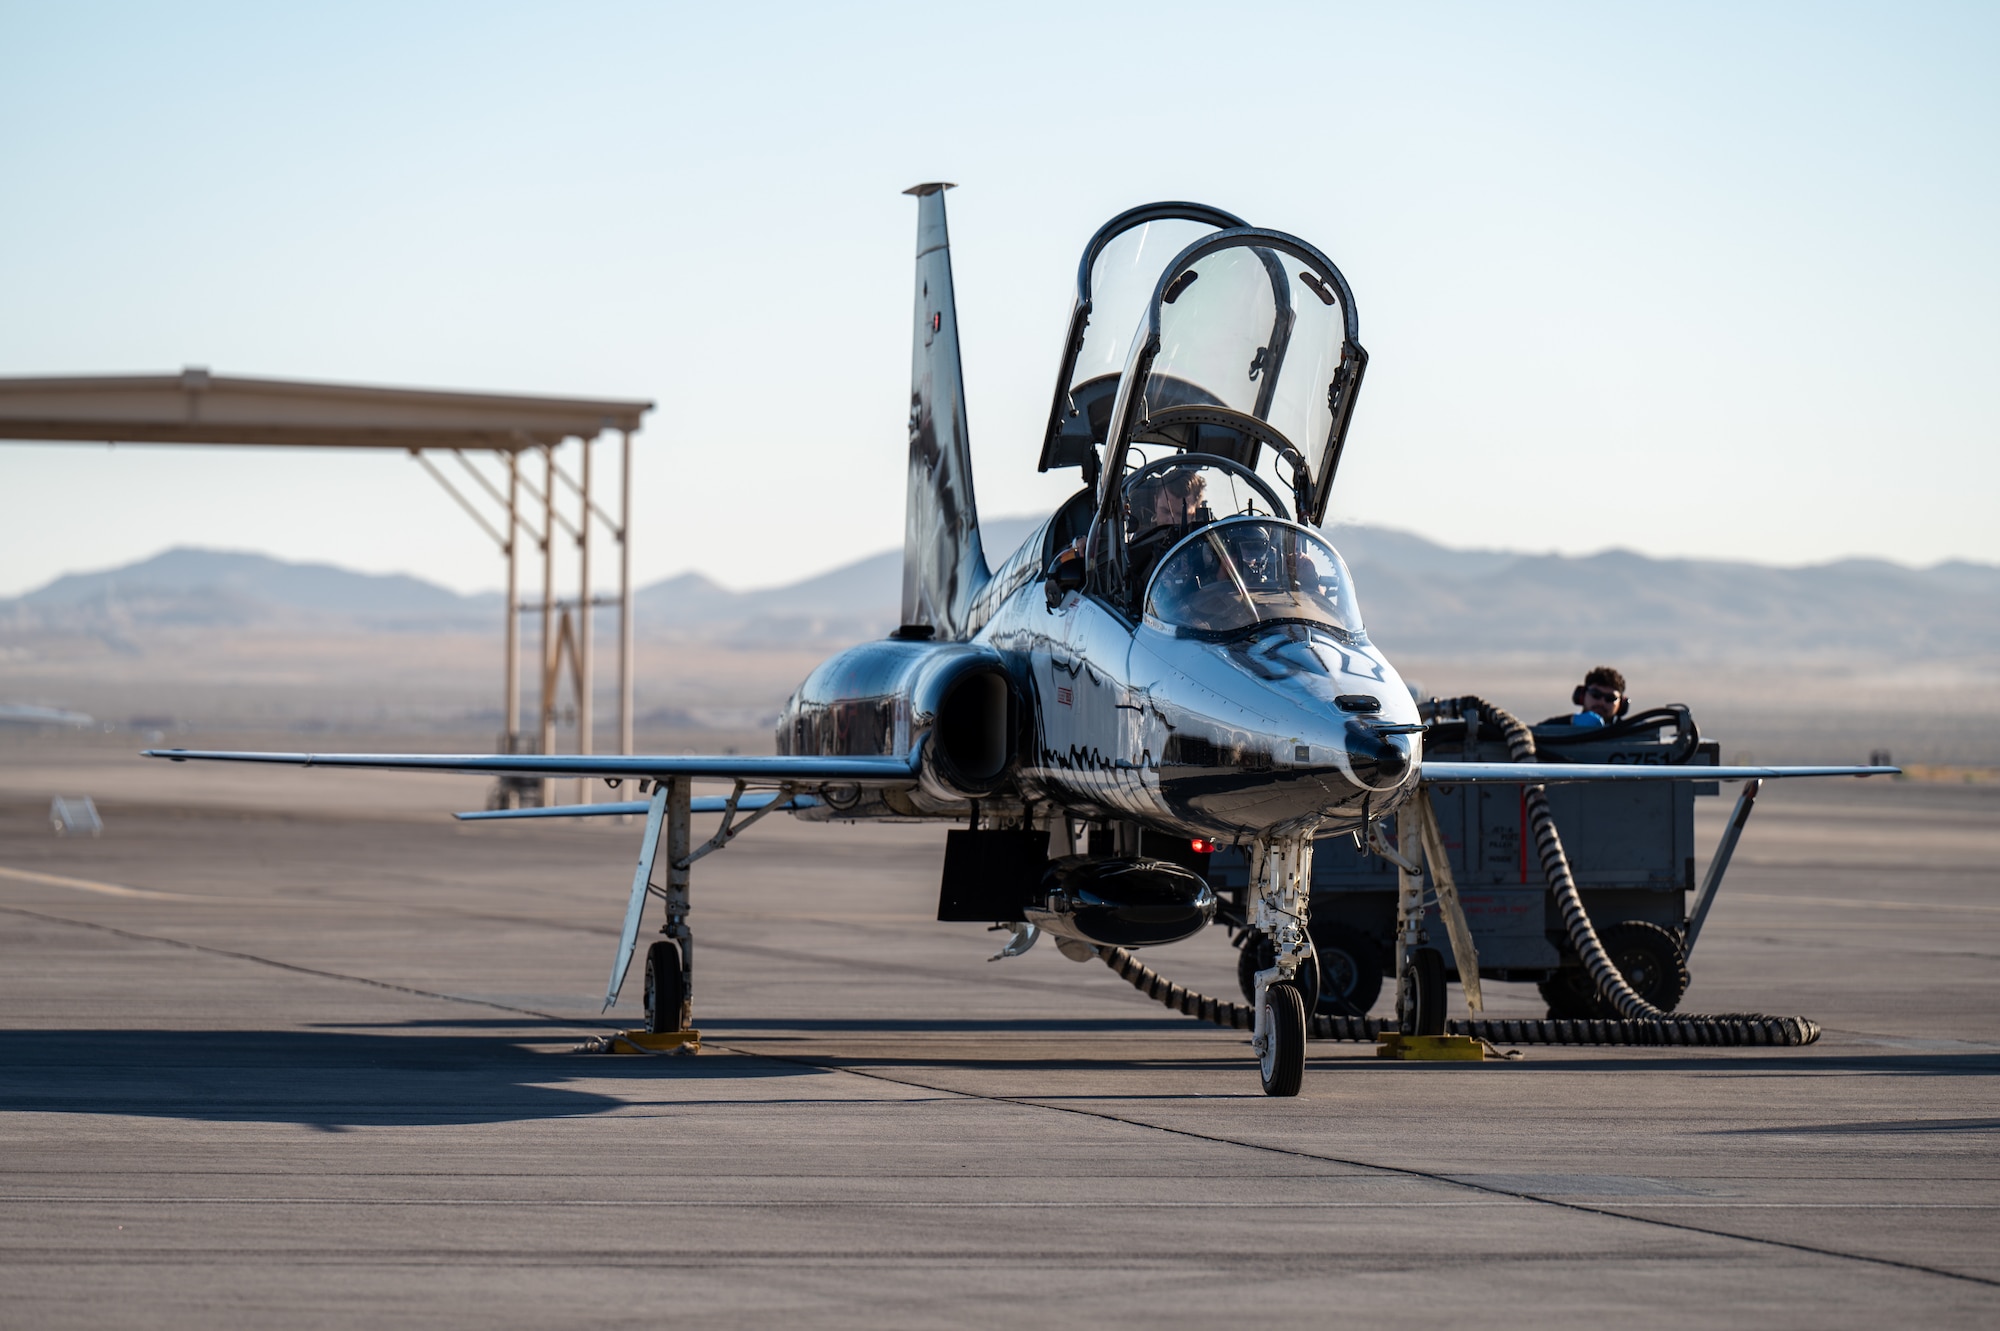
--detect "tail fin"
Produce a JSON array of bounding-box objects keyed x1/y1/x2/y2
[{"x1": 900, "y1": 182, "x2": 989, "y2": 640}]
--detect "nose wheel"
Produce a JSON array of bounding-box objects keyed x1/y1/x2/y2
[{"x1": 1258, "y1": 982, "x2": 1307, "y2": 1096}]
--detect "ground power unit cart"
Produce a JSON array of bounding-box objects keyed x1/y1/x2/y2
[{"x1": 1210, "y1": 706, "x2": 1748, "y2": 1020}]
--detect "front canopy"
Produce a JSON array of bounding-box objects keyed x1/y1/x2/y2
[
  {"x1": 1143, "y1": 517, "x2": 1364, "y2": 641},
  {"x1": 1039, "y1": 203, "x2": 1248, "y2": 476}
]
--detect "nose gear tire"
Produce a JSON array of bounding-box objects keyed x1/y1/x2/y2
[{"x1": 1259, "y1": 982, "x2": 1307, "y2": 1097}]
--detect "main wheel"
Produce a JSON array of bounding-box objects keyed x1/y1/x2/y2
[
  {"x1": 1259, "y1": 981, "x2": 1307, "y2": 1097},
  {"x1": 1236, "y1": 934, "x2": 1321, "y2": 1014},
  {"x1": 644, "y1": 939, "x2": 686, "y2": 1034},
  {"x1": 1309, "y1": 922, "x2": 1384, "y2": 1017},
  {"x1": 1399, "y1": 946, "x2": 1447, "y2": 1036}
]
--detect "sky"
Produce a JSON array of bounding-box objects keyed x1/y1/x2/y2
[{"x1": 0, "y1": 1, "x2": 1994, "y2": 599}]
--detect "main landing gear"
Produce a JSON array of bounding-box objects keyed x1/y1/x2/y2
[
  {"x1": 1392, "y1": 797, "x2": 1452, "y2": 1037},
  {"x1": 602, "y1": 776, "x2": 793, "y2": 1049}
]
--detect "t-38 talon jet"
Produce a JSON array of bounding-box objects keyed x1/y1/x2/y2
[{"x1": 150, "y1": 185, "x2": 1896, "y2": 1095}]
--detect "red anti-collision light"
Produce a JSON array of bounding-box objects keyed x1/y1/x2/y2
[{"x1": 1190, "y1": 838, "x2": 1217, "y2": 854}]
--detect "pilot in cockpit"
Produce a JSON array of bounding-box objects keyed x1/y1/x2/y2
[
  {"x1": 1150, "y1": 521, "x2": 1342, "y2": 634},
  {"x1": 1226, "y1": 524, "x2": 1323, "y2": 597},
  {"x1": 1125, "y1": 466, "x2": 1212, "y2": 589}
]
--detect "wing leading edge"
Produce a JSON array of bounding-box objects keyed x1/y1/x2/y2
[
  {"x1": 1420, "y1": 762, "x2": 1898, "y2": 784},
  {"x1": 145, "y1": 750, "x2": 1895, "y2": 787}
]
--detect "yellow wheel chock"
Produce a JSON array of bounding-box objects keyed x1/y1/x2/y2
[
  {"x1": 1375, "y1": 1033, "x2": 1486, "y2": 1061},
  {"x1": 577, "y1": 1029, "x2": 701, "y2": 1055}
]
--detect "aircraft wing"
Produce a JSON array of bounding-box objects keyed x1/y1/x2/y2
[
  {"x1": 1420, "y1": 762, "x2": 1897, "y2": 784},
  {"x1": 143, "y1": 749, "x2": 919, "y2": 784},
  {"x1": 453, "y1": 792, "x2": 820, "y2": 822}
]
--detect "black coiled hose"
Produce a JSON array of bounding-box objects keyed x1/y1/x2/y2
[{"x1": 1099, "y1": 695, "x2": 1821, "y2": 1048}]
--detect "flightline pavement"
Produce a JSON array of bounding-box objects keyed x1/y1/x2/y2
[{"x1": 0, "y1": 763, "x2": 1994, "y2": 1328}]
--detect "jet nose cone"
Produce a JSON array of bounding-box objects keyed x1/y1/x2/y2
[{"x1": 1345, "y1": 719, "x2": 1414, "y2": 790}]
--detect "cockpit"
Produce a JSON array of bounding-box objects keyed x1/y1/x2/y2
[
  {"x1": 1037, "y1": 203, "x2": 1369, "y2": 617},
  {"x1": 1143, "y1": 517, "x2": 1364, "y2": 641},
  {"x1": 1118, "y1": 453, "x2": 1288, "y2": 594}
]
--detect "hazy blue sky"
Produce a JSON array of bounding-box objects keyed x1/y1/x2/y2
[{"x1": 1, "y1": 1, "x2": 1994, "y2": 597}]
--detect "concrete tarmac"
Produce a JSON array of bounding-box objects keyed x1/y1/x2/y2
[{"x1": 0, "y1": 761, "x2": 1995, "y2": 1327}]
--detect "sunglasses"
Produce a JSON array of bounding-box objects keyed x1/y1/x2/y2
[{"x1": 1585, "y1": 687, "x2": 1622, "y2": 703}]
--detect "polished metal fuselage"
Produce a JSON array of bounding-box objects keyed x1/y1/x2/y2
[
  {"x1": 983, "y1": 532, "x2": 1419, "y2": 840},
  {"x1": 780, "y1": 516, "x2": 1422, "y2": 843}
]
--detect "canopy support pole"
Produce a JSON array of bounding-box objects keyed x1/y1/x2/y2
[
  {"x1": 577, "y1": 433, "x2": 595, "y2": 806},
  {"x1": 540, "y1": 443, "x2": 557, "y2": 810},
  {"x1": 619, "y1": 428, "x2": 634, "y2": 762},
  {"x1": 504, "y1": 451, "x2": 521, "y2": 762}
]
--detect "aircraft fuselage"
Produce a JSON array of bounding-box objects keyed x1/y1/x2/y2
[{"x1": 778, "y1": 510, "x2": 1423, "y2": 845}]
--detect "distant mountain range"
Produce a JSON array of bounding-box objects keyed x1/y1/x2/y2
[
  {"x1": 5, "y1": 520, "x2": 1996, "y2": 662},
  {"x1": 8, "y1": 546, "x2": 482, "y2": 627}
]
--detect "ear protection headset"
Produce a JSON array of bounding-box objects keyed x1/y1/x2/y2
[{"x1": 1573, "y1": 684, "x2": 1632, "y2": 718}]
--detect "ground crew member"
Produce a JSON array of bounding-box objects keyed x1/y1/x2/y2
[{"x1": 1570, "y1": 666, "x2": 1628, "y2": 728}]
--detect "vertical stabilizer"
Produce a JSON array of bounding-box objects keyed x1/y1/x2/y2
[{"x1": 901, "y1": 182, "x2": 989, "y2": 639}]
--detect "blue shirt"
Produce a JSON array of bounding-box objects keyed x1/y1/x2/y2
[{"x1": 1571, "y1": 710, "x2": 1608, "y2": 729}]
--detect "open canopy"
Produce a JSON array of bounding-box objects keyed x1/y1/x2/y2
[
  {"x1": 1038, "y1": 203, "x2": 1248, "y2": 476},
  {"x1": 1061, "y1": 224, "x2": 1367, "y2": 608}
]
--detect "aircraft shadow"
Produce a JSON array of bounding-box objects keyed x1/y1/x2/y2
[{"x1": 0, "y1": 1028, "x2": 817, "y2": 1129}]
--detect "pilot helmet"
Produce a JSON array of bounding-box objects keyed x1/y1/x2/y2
[{"x1": 1232, "y1": 524, "x2": 1279, "y2": 581}]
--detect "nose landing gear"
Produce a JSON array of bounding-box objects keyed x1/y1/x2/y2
[{"x1": 1248, "y1": 836, "x2": 1316, "y2": 1096}]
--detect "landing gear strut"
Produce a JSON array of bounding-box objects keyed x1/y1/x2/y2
[
  {"x1": 657, "y1": 779, "x2": 694, "y2": 1032},
  {"x1": 1391, "y1": 805, "x2": 1449, "y2": 1036}
]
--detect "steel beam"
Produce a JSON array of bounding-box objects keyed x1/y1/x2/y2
[
  {"x1": 619, "y1": 428, "x2": 634, "y2": 761},
  {"x1": 504, "y1": 452, "x2": 520, "y2": 751},
  {"x1": 540, "y1": 444, "x2": 557, "y2": 809},
  {"x1": 577, "y1": 433, "x2": 594, "y2": 805}
]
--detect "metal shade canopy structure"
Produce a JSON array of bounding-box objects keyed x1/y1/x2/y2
[{"x1": 0, "y1": 368, "x2": 654, "y2": 805}]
